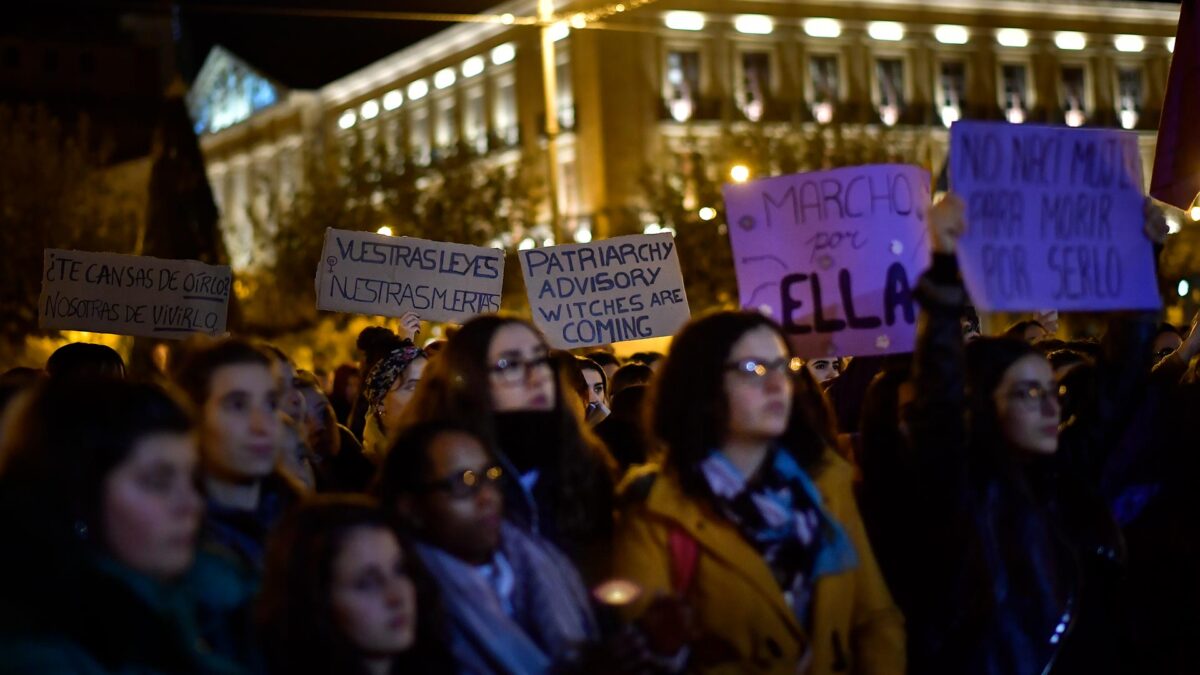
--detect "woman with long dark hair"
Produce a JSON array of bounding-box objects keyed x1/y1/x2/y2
[
  {"x1": 613, "y1": 310, "x2": 905, "y2": 674},
  {"x1": 0, "y1": 378, "x2": 247, "y2": 673},
  {"x1": 257, "y1": 495, "x2": 452, "y2": 675},
  {"x1": 401, "y1": 314, "x2": 616, "y2": 581}
]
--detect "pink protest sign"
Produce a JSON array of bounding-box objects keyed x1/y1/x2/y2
[
  {"x1": 722, "y1": 164, "x2": 932, "y2": 359},
  {"x1": 949, "y1": 121, "x2": 1160, "y2": 312}
]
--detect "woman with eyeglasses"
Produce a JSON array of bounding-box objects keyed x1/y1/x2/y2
[
  {"x1": 375, "y1": 420, "x2": 601, "y2": 674},
  {"x1": 612, "y1": 310, "x2": 905, "y2": 675},
  {"x1": 400, "y1": 315, "x2": 616, "y2": 583},
  {"x1": 896, "y1": 194, "x2": 1150, "y2": 675}
]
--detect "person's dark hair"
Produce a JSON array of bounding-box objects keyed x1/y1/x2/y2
[
  {"x1": 375, "y1": 420, "x2": 487, "y2": 508},
  {"x1": 350, "y1": 327, "x2": 406, "y2": 438},
  {"x1": 401, "y1": 314, "x2": 615, "y2": 556},
  {"x1": 651, "y1": 311, "x2": 829, "y2": 500},
  {"x1": 585, "y1": 351, "x2": 620, "y2": 370},
  {"x1": 258, "y1": 495, "x2": 452, "y2": 675},
  {"x1": 46, "y1": 343, "x2": 126, "y2": 379},
  {"x1": 610, "y1": 363, "x2": 653, "y2": 398},
  {"x1": 330, "y1": 364, "x2": 361, "y2": 424},
  {"x1": 172, "y1": 339, "x2": 274, "y2": 407},
  {"x1": 961, "y1": 305, "x2": 981, "y2": 335},
  {"x1": 576, "y1": 357, "x2": 607, "y2": 395},
  {"x1": 1066, "y1": 338, "x2": 1102, "y2": 359},
  {"x1": 295, "y1": 372, "x2": 340, "y2": 460},
  {"x1": 261, "y1": 344, "x2": 294, "y2": 368},
  {"x1": 859, "y1": 365, "x2": 913, "y2": 477},
  {"x1": 629, "y1": 351, "x2": 663, "y2": 366},
  {"x1": 1003, "y1": 319, "x2": 1046, "y2": 342},
  {"x1": 552, "y1": 351, "x2": 589, "y2": 405},
  {"x1": 964, "y1": 337, "x2": 1043, "y2": 467},
  {"x1": 1033, "y1": 337, "x2": 1068, "y2": 355},
  {"x1": 595, "y1": 385, "x2": 651, "y2": 470},
  {"x1": 1048, "y1": 349, "x2": 1090, "y2": 372},
  {"x1": 1155, "y1": 322, "x2": 1183, "y2": 341}
]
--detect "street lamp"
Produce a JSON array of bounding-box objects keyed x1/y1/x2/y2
[{"x1": 730, "y1": 164, "x2": 751, "y2": 183}]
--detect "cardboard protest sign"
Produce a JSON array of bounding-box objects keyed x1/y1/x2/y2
[
  {"x1": 316, "y1": 229, "x2": 505, "y2": 324},
  {"x1": 723, "y1": 164, "x2": 932, "y2": 358},
  {"x1": 39, "y1": 249, "x2": 231, "y2": 339},
  {"x1": 949, "y1": 121, "x2": 1160, "y2": 312},
  {"x1": 519, "y1": 233, "x2": 691, "y2": 349}
]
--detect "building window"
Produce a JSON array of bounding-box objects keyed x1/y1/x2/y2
[
  {"x1": 1116, "y1": 65, "x2": 1143, "y2": 130},
  {"x1": 493, "y1": 72, "x2": 518, "y2": 147},
  {"x1": 665, "y1": 49, "x2": 701, "y2": 122},
  {"x1": 874, "y1": 58, "x2": 905, "y2": 126},
  {"x1": 938, "y1": 61, "x2": 966, "y2": 127},
  {"x1": 809, "y1": 54, "x2": 839, "y2": 123},
  {"x1": 1000, "y1": 63, "x2": 1030, "y2": 124},
  {"x1": 434, "y1": 97, "x2": 457, "y2": 155},
  {"x1": 463, "y1": 86, "x2": 487, "y2": 153},
  {"x1": 410, "y1": 106, "x2": 431, "y2": 165},
  {"x1": 1061, "y1": 65, "x2": 1087, "y2": 127},
  {"x1": 738, "y1": 51, "x2": 771, "y2": 122},
  {"x1": 556, "y1": 47, "x2": 574, "y2": 129}
]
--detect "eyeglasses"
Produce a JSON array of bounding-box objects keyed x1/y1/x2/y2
[
  {"x1": 489, "y1": 355, "x2": 553, "y2": 386},
  {"x1": 1003, "y1": 383, "x2": 1063, "y2": 410},
  {"x1": 424, "y1": 465, "x2": 504, "y2": 499},
  {"x1": 725, "y1": 357, "x2": 805, "y2": 380}
]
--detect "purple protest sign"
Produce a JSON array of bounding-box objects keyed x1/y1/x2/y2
[
  {"x1": 949, "y1": 121, "x2": 1161, "y2": 312},
  {"x1": 722, "y1": 164, "x2": 932, "y2": 359}
]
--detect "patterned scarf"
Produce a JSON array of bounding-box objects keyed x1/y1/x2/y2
[
  {"x1": 701, "y1": 447, "x2": 858, "y2": 627},
  {"x1": 363, "y1": 340, "x2": 423, "y2": 409}
]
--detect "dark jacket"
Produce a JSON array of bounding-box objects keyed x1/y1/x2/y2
[{"x1": 903, "y1": 254, "x2": 1126, "y2": 675}]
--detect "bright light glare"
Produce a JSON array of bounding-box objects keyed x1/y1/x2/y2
[
  {"x1": 518, "y1": 237, "x2": 536, "y2": 250},
  {"x1": 730, "y1": 164, "x2": 751, "y2": 183},
  {"x1": 462, "y1": 56, "x2": 485, "y2": 78},
  {"x1": 491, "y1": 43, "x2": 516, "y2": 65},
  {"x1": 935, "y1": 25, "x2": 970, "y2": 45},
  {"x1": 548, "y1": 21, "x2": 570, "y2": 42},
  {"x1": 1055, "y1": 31, "x2": 1087, "y2": 51},
  {"x1": 434, "y1": 68, "x2": 456, "y2": 90},
  {"x1": 574, "y1": 228, "x2": 593, "y2": 243},
  {"x1": 734, "y1": 15, "x2": 773, "y2": 35},
  {"x1": 407, "y1": 80, "x2": 428, "y2": 101},
  {"x1": 664, "y1": 11, "x2": 705, "y2": 31},
  {"x1": 698, "y1": 207, "x2": 717, "y2": 221},
  {"x1": 376, "y1": 226, "x2": 394, "y2": 236},
  {"x1": 382, "y1": 89, "x2": 403, "y2": 110},
  {"x1": 1114, "y1": 35, "x2": 1145, "y2": 53},
  {"x1": 868, "y1": 21, "x2": 905, "y2": 42},
  {"x1": 804, "y1": 18, "x2": 841, "y2": 39},
  {"x1": 997, "y1": 28, "x2": 1030, "y2": 48},
  {"x1": 360, "y1": 100, "x2": 379, "y2": 120},
  {"x1": 337, "y1": 110, "x2": 356, "y2": 129}
]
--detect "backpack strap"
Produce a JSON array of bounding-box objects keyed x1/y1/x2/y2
[{"x1": 668, "y1": 525, "x2": 699, "y2": 596}]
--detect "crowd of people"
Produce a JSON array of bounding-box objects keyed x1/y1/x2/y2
[{"x1": 0, "y1": 193, "x2": 1197, "y2": 675}]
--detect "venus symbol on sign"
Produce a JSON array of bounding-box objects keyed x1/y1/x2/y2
[{"x1": 326, "y1": 256, "x2": 338, "y2": 274}]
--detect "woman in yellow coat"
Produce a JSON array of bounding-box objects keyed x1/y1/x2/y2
[{"x1": 613, "y1": 311, "x2": 905, "y2": 674}]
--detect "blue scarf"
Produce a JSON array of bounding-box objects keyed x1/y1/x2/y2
[
  {"x1": 701, "y1": 447, "x2": 858, "y2": 626},
  {"x1": 414, "y1": 522, "x2": 597, "y2": 674}
]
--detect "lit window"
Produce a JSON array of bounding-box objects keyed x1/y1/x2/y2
[
  {"x1": 1000, "y1": 63, "x2": 1030, "y2": 123},
  {"x1": 435, "y1": 97, "x2": 457, "y2": 151},
  {"x1": 804, "y1": 18, "x2": 841, "y2": 39},
  {"x1": 407, "y1": 80, "x2": 429, "y2": 101},
  {"x1": 939, "y1": 62, "x2": 966, "y2": 128},
  {"x1": 1117, "y1": 66, "x2": 1143, "y2": 130},
  {"x1": 739, "y1": 52, "x2": 770, "y2": 122},
  {"x1": 493, "y1": 73, "x2": 519, "y2": 146},
  {"x1": 664, "y1": 11, "x2": 705, "y2": 31},
  {"x1": 547, "y1": 21, "x2": 570, "y2": 42},
  {"x1": 383, "y1": 89, "x2": 403, "y2": 111},
  {"x1": 875, "y1": 58, "x2": 905, "y2": 126},
  {"x1": 997, "y1": 28, "x2": 1029, "y2": 48},
  {"x1": 665, "y1": 50, "x2": 701, "y2": 122},
  {"x1": 360, "y1": 99, "x2": 379, "y2": 120},
  {"x1": 410, "y1": 107, "x2": 430, "y2": 165},
  {"x1": 337, "y1": 110, "x2": 356, "y2": 129},
  {"x1": 464, "y1": 87, "x2": 487, "y2": 153},
  {"x1": 557, "y1": 49, "x2": 574, "y2": 128},
  {"x1": 1061, "y1": 65, "x2": 1087, "y2": 126},
  {"x1": 1168, "y1": 37, "x2": 1176, "y2": 53},
  {"x1": 809, "y1": 54, "x2": 839, "y2": 123}
]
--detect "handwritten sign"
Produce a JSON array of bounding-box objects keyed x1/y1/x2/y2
[
  {"x1": 315, "y1": 229, "x2": 505, "y2": 323},
  {"x1": 723, "y1": 164, "x2": 932, "y2": 358},
  {"x1": 949, "y1": 121, "x2": 1160, "y2": 311},
  {"x1": 520, "y1": 233, "x2": 691, "y2": 349},
  {"x1": 39, "y1": 249, "x2": 231, "y2": 339}
]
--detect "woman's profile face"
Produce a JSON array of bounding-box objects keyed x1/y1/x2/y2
[
  {"x1": 486, "y1": 323, "x2": 555, "y2": 412},
  {"x1": 380, "y1": 356, "x2": 427, "y2": 434},
  {"x1": 330, "y1": 526, "x2": 418, "y2": 657},
  {"x1": 993, "y1": 354, "x2": 1060, "y2": 455},
  {"x1": 722, "y1": 326, "x2": 795, "y2": 445},
  {"x1": 101, "y1": 432, "x2": 204, "y2": 580}
]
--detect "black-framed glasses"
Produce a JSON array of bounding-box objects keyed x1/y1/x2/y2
[
  {"x1": 489, "y1": 355, "x2": 553, "y2": 386},
  {"x1": 424, "y1": 465, "x2": 504, "y2": 499},
  {"x1": 1003, "y1": 383, "x2": 1063, "y2": 410},
  {"x1": 725, "y1": 357, "x2": 804, "y2": 380}
]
